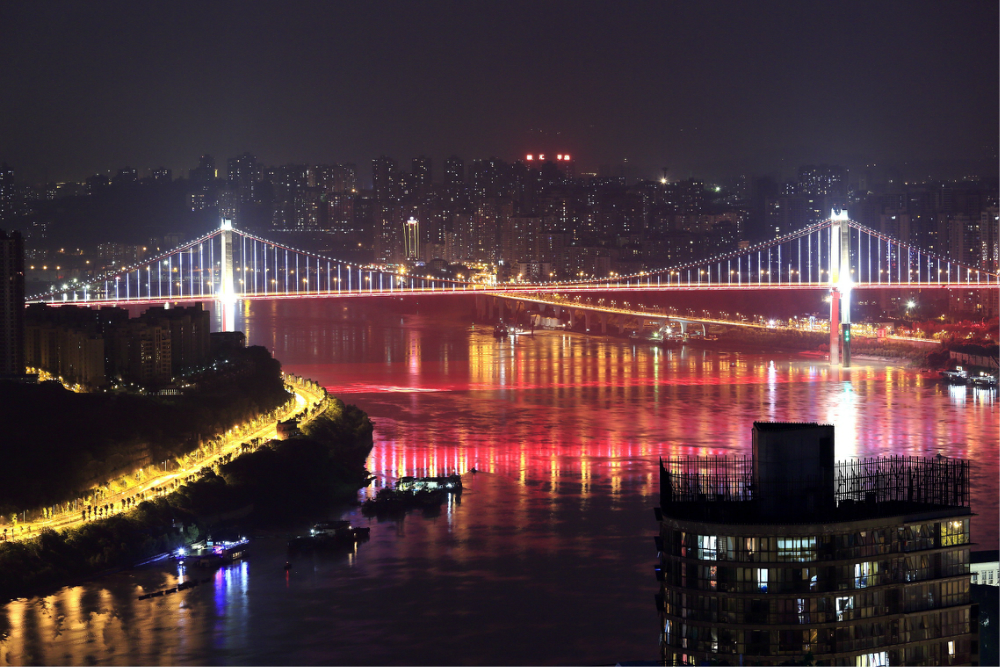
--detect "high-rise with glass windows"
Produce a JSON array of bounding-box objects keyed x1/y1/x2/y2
[{"x1": 655, "y1": 422, "x2": 977, "y2": 666}]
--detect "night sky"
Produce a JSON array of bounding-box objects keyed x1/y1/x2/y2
[{"x1": 2, "y1": 1, "x2": 997, "y2": 184}]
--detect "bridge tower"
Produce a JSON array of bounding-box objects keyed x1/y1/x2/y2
[
  {"x1": 219, "y1": 219, "x2": 237, "y2": 332},
  {"x1": 219, "y1": 218, "x2": 236, "y2": 303},
  {"x1": 828, "y1": 209, "x2": 852, "y2": 367}
]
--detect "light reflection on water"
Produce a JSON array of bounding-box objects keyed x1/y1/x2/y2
[{"x1": 0, "y1": 298, "x2": 995, "y2": 665}]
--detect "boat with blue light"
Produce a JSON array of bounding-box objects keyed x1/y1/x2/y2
[{"x1": 175, "y1": 536, "x2": 249, "y2": 567}]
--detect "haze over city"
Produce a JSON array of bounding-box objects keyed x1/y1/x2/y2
[{"x1": 1, "y1": 0, "x2": 997, "y2": 184}]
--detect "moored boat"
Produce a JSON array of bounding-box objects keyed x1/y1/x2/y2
[
  {"x1": 175, "y1": 536, "x2": 249, "y2": 567},
  {"x1": 288, "y1": 521, "x2": 370, "y2": 551}
]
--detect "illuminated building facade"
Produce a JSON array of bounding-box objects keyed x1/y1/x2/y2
[
  {"x1": 404, "y1": 216, "x2": 420, "y2": 261},
  {"x1": 523, "y1": 152, "x2": 576, "y2": 179},
  {"x1": 656, "y1": 422, "x2": 977, "y2": 666}
]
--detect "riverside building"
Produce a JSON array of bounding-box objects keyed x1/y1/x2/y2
[{"x1": 655, "y1": 422, "x2": 977, "y2": 666}]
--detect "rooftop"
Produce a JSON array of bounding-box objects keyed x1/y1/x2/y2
[{"x1": 659, "y1": 423, "x2": 971, "y2": 524}]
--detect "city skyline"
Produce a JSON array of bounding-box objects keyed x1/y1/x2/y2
[{"x1": 1, "y1": 1, "x2": 997, "y2": 184}]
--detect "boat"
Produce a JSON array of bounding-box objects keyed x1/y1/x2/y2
[
  {"x1": 493, "y1": 323, "x2": 509, "y2": 339},
  {"x1": 395, "y1": 474, "x2": 463, "y2": 492},
  {"x1": 175, "y1": 536, "x2": 249, "y2": 567},
  {"x1": 940, "y1": 368, "x2": 969, "y2": 384},
  {"x1": 969, "y1": 372, "x2": 998, "y2": 388},
  {"x1": 310, "y1": 520, "x2": 370, "y2": 540},
  {"x1": 660, "y1": 337, "x2": 682, "y2": 349},
  {"x1": 362, "y1": 474, "x2": 463, "y2": 516},
  {"x1": 288, "y1": 520, "x2": 370, "y2": 551}
]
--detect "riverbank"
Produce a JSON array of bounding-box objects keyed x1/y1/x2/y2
[
  {"x1": 0, "y1": 391, "x2": 374, "y2": 602},
  {"x1": 0, "y1": 345, "x2": 290, "y2": 521}
]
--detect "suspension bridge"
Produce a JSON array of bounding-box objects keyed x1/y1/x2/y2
[{"x1": 29, "y1": 210, "x2": 997, "y2": 366}]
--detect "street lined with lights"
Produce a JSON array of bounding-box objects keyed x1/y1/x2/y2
[{"x1": 3, "y1": 377, "x2": 328, "y2": 543}]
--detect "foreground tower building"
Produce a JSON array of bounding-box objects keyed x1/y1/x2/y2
[{"x1": 655, "y1": 423, "x2": 977, "y2": 666}]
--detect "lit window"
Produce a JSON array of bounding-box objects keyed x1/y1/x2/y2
[
  {"x1": 855, "y1": 561, "x2": 877, "y2": 588},
  {"x1": 836, "y1": 596, "x2": 854, "y2": 622},
  {"x1": 697, "y1": 535, "x2": 717, "y2": 560}
]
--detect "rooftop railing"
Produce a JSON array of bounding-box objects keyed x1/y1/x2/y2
[{"x1": 660, "y1": 454, "x2": 970, "y2": 515}]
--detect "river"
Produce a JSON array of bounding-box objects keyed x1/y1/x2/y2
[{"x1": 1, "y1": 297, "x2": 996, "y2": 665}]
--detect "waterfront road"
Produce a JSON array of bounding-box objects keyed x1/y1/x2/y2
[{"x1": 3, "y1": 376, "x2": 328, "y2": 543}]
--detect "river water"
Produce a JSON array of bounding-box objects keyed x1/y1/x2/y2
[{"x1": 1, "y1": 298, "x2": 996, "y2": 665}]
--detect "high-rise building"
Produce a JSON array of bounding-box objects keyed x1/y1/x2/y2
[
  {"x1": 189, "y1": 154, "x2": 217, "y2": 184},
  {"x1": 656, "y1": 422, "x2": 977, "y2": 666},
  {"x1": 0, "y1": 229, "x2": 25, "y2": 377},
  {"x1": 981, "y1": 206, "x2": 999, "y2": 272},
  {"x1": 266, "y1": 164, "x2": 308, "y2": 229},
  {"x1": 316, "y1": 163, "x2": 358, "y2": 194},
  {"x1": 294, "y1": 186, "x2": 325, "y2": 230},
  {"x1": 227, "y1": 152, "x2": 262, "y2": 205},
  {"x1": 111, "y1": 166, "x2": 138, "y2": 186},
  {"x1": 798, "y1": 165, "x2": 848, "y2": 225},
  {"x1": 372, "y1": 156, "x2": 399, "y2": 201},
  {"x1": 335, "y1": 163, "x2": 358, "y2": 193},
  {"x1": 85, "y1": 174, "x2": 111, "y2": 193},
  {"x1": 412, "y1": 156, "x2": 432, "y2": 189},
  {"x1": 327, "y1": 192, "x2": 356, "y2": 230},
  {"x1": 469, "y1": 157, "x2": 510, "y2": 200},
  {"x1": 24, "y1": 305, "x2": 107, "y2": 387},
  {"x1": 444, "y1": 156, "x2": 465, "y2": 188},
  {"x1": 0, "y1": 163, "x2": 14, "y2": 222},
  {"x1": 141, "y1": 303, "x2": 211, "y2": 375},
  {"x1": 150, "y1": 167, "x2": 172, "y2": 182}
]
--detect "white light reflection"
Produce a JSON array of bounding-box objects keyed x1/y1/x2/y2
[
  {"x1": 972, "y1": 387, "x2": 995, "y2": 407},
  {"x1": 948, "y1": 384, "x2": 967, "y2": 406},
  {"x1": 827, "y1": 382, "x2": 859, "y2": 459}
]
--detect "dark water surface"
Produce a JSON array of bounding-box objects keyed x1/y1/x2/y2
[{"x1": 1, "y1": 298, "x2": 996, "y2": 665}]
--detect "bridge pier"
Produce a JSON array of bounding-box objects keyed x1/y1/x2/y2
[
  {"x1": 830, "y1": 289, "x2": 840, "y2": 367},
  {"x1": 842, "y1": 292, "x2": 852, "y2": 368},
  {"x1": 584, "y1": 311, "x2": 590, "y2": 332},
  {"x1": 600, "y1": 313, "x2": 607, "y2": 334}
]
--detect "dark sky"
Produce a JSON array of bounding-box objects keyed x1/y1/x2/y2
[{"x1": 2, "y1": 0, "x2": 997, "y2": 184}]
